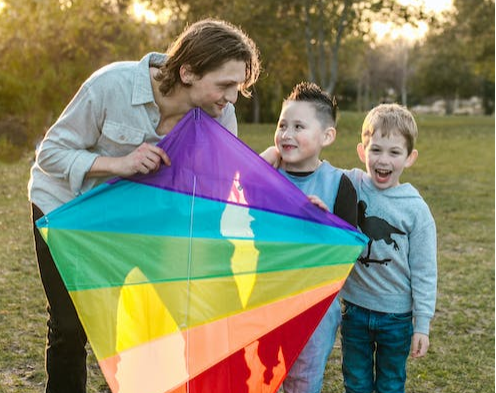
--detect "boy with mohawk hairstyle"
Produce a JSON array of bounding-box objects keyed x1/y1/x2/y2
[
  {"x1": 340, "y1": 103, "x2": 437, "y2": 393},
  {"x1": 261, "y1": 81, "x2": 357, "y2": 393}
]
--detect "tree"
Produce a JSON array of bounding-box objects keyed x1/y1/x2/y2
[
  {"x1": 157, "y1": 0, "x2": 428, "y2": 121},
  {"x1": 410, "y1": 0, "x2": 495, "y2": 113},
  {"x1": 298, "y1": 0, "x2": 426, "y2": 97},
  {"x1": 168, "y1": 0, "x2": 309, "y2": 122},
  {"x1": 453, "y1": 0, "x2": 495, "y2": 113},
  {"x1": 0, "y1": 0, "x2": 158, "y2": 145},
  {"x1": 410, "y1": 30, "x2": 477, "y2": 113}
]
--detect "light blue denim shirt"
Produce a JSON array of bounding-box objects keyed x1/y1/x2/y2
[{"x1": 28, "y1": 52, "x2": 237, "y2": 214}]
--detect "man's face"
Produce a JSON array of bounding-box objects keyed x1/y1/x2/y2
[{"x1": 187, "y1": 60, "x2": 245, "y2": 118}]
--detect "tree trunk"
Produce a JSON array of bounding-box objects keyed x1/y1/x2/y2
[
  {"x1": 317, "y1": 0, "x2": 326, "y2": 86},
  {"x1": 364, "y1": 70, "x2": 371, "y2": 111},
  {"x1": 400, "y1": 46, "x2": 408, "y2": 106},
  {"x1": 304, "y1": 0, "x2": 316, "y2": 82},
  {"x1": 325, "y1": 0, "x2": 351, "y2": 96},
  {"x1": 356, "y1": 78, "x2": 363, "y2": 112},
  {"x1": 251, "y1": 88, "x2": 260, "y2": 123}
]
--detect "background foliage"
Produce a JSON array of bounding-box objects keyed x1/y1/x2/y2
[{"x1": 0, "y1": 0, "x2": 494, "y2": 160}]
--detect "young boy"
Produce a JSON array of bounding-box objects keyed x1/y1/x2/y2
[
  {"x1": 261, "y1": 81, "x2": 357, "y2": 393},
  {"x1": 339, "y1": 103, "x2": 437, "y2": 393}
]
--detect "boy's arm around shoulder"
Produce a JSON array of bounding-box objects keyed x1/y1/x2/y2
[{"x1": 260, "y1": 146, "x2": 281, "y2": 168}]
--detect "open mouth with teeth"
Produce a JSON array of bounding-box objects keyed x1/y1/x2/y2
[
  {"x1": 375, "y1": 168, "x2": 392, "y2": 181},
  {"x1": 281, "y1": 144, "x2": 297, "y2": 151}
]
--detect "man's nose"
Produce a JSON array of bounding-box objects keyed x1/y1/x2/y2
[{"x1": 225, "y1": 86, "x2": 238, "y2": 104}]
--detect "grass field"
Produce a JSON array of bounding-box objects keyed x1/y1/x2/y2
[{"x1": 0, "y1": 113, "x2": 494, "y2": 392}]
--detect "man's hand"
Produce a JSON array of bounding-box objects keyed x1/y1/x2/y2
[
  {"x1": 119, "y1": 143, "x2": 171, "y2": 176},
  {"x1": 88, "y1": 143, "x2": 171, "y2": 178}
]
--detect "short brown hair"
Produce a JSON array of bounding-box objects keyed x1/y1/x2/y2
[
  {"x1": 284, "y1": 82, "x2": 338, "y2": 128},
  {"x1": 361, "y1": 103, "x2": 418, "y2": 155},
  {"x1": 155, "y1": 19, "x2": 260, "y2": 98}
]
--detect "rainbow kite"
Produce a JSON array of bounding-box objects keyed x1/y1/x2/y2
[{"x1": 36, "y1": 108, "x2": 367, "y2": 393}]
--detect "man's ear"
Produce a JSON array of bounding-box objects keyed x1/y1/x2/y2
[
  {"x1": 405, "y1": 149, "x2": 418, "y2": 168},
  {"x1": 357, "y1": 143, "x2": 366, "y2": 163},
  {"x1": 322, "y1": 127, "x2": 336, "y2": 147},
  {"x1": 179, "y1": 64, "x2": 194, "y2": 85}
]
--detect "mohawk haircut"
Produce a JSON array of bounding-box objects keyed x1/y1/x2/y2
[{"x1": 285, "y1": 82, "x2": 338, "y2": 128}]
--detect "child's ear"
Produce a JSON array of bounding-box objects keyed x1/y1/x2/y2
[
  {"x1": 357, "y1": 143, "x2": 366, "y2": 163},
  {"x1": 322, "y1": 127, "x2": 336, "y2": 147},
  {"x1": 405, "y1": 149, "x2": 418, "y2": 168}
]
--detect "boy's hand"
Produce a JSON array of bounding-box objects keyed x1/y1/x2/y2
[
  {"x1": 411, "y1": 332, "x2": 429, "y2": 358},
  {"x1": 260, "y1": 146, "x2": 281, "y2": 168},
  {"x1": 308, "y1": 195, "x2": 329, "y2": 211}
]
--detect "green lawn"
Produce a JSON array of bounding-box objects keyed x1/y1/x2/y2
[{"x1": 0, "y1": 113, "x2": 494, "y2": 392}]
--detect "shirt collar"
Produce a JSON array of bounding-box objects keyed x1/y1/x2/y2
[{"x1": 132, "y1": 52, "x2": 166, "y2": 106}]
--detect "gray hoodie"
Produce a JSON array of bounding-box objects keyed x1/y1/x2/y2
[{"x1": 340, "y1": 168, "x2": 437, "y2": 335}]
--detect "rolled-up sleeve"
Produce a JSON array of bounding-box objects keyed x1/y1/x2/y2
[{"x1": 37, "y1": 83, "x2": 103, "y2": 196}]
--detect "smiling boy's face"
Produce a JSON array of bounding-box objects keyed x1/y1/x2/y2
[
  {"x1": 274, "y1": 100, "x2": 335, "y2": 172},
  {"x1": 357, "y1": 130, "x2": 418, "y2": 190}
]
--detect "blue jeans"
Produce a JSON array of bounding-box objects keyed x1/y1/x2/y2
[
  {"x1": 340, "y1": 300, "x2": 413, "y2": 393},
  {"x1": 283, "y1": 298, "x2": 341, "y2": 393}
]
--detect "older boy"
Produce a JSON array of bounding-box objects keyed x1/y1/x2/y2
[
  {"x1": 340, "y1": 103, "x2": 437, "y2": 393},
  {"x1": 262, "y1": 81, "x2": 357, "y2": 393}
]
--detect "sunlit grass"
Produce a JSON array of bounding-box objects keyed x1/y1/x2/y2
[{"x1": 0, "y1": 114, "x2": 493, "y2": 393}]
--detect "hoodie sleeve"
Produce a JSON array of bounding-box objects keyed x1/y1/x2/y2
[{"x1": 409, "y1": 205, "x2": 437, "y2": 335}]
